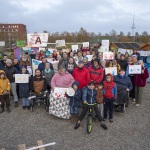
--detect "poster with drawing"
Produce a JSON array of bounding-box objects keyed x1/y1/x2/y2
[
  {"x1": 105, "y1": 67, "x2": 117, "y2": 76},
  {"x1": 32, "y1": 59, "x2": 42, "y2": 76},
  {"x1": 15, "y1": 74, "x2": 29, "y2": 83},
  {"x1": 56, "y1": 40, "x2": 66, "y2": 47},
  {"x1": 129, "y1": 65, "x2": 141, "y2": 74},
  {"x1": 103, "y1": 52, "x2": 114, "y2": 60}
]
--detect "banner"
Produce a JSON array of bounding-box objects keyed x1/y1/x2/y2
[
  {"x1": 22, "y1": 47, "x2": 39, "y2": 54},
  {"x1": 15, "y1": 74, "x2": 29, "y2": 83},
  {"x1": 105, "y1": 67, "x2": 117, "y2": 76},
  {"x1": 0, "y1": 41, "x2": 5, "y2": 46},
  {"x1": 71, "y1": 45, "x2": 78, "y2": 52},
  {"x1": 103, "y1": 52, "x2": 114, "y2": 60},
  {"x1": 16, "y1": 40, "x2": 26, "y2": 47},
  {"x1": 27, "y1": 33, "x2": 49, "y2": 47},
  {"x1": 137, "y1": 51, "x2": 150, "y2": 56},
  {"x1": 32, "y1": 59, "x2": 42, "y2": 76},
  {"x1": 56, "y1": 40, "x2": 65, "y2": 47},
  {"x1": 129, "y1": 65, "x2": 141, "y2": 74},
  {"x1": 14, "y1": 48, "x2": 21, "y2": 61},
  {"x1": 83, "y1": 42, "x2": 89, "y2": 48},
  {"x1": 118, "y1": 48, "x2": 133, "y2": 55}
]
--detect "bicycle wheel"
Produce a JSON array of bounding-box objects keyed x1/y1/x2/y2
[{"x1": 87, "y1": 115, "x2": 93, "y2": 134}]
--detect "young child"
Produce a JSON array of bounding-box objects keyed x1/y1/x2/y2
[
  {"x1": 96, "y1": 82, "x2": 104, "y2": 117},
  {"x1": 74, "y1": 81, "x2": 107, "y2": 130},
  {"x1": 18, "y1": 66, "x2": 30, "y2": 110},
  {"x1": 65, "y1": 81, "x2": 81, "y2": 124},
  {"x1": 0, "y1": 70, "x2": 11, "y2": 113},
  {"x1": 103, "y1": 73, "x2": 117, "y2": 122}
]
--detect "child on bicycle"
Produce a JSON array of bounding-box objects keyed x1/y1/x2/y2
[
  {"x1": 96, "y1": 82, "x2": 104, "y2": 117},
  {"x1": 103, "y1": 73, "x2": 117, "y2": 122},
  {"x1": 65, "y1": 81, "x2": 81, "y2": 124},
  {"x1": 74, "y1": 81, "x2": 107, "y2": 130}
]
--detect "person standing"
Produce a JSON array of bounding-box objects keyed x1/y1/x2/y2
[
  {"x1": 132, "y1": 49, "x2": 141, "y2": 60},
  {"x1": 4, "y1": 59, "x2": 18, "y2": 107}
]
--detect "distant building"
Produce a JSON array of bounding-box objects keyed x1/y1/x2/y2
[{"x1": 0, "y1": 23, "x2": 27, "y2": 46}]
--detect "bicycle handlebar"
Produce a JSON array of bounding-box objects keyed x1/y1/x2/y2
[{"x1": 86, "y1": 103, "x2": 97, "y2": 106}]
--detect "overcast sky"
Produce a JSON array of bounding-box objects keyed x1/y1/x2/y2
[{"x1": 0, "y1": 0, "x2": 150, "y2": 35}]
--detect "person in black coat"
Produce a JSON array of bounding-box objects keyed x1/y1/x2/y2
[
  {"x1": 132, "y1": 49, "x2": 141, "y2": 60},
  {"x1": 118, "y1": 54, "x2": 128, "y2": 71}
]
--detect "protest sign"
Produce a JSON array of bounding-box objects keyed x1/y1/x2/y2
[
  {"x1": 101, "y1": 40, "x2": 109, "y2": 46},
  {"x1": 16, "y1": 40, "x2": 26, "y2": 47},
  {"x1": 71, "y1": 45, "x2": 78, "y2": 52},
  {"x1": 27, "y1": 33, "x2": 49, "y2": 47},
  {"x1": 22, "y1": 47, "x2": 39, "y2": 54},
  {"x1": 83, "y1": 42, "x2": 89, "y2": 48},
  {"x1": 27, "y1": 66, "x2": 32, "y2": 75},
  {"x1": 50, "y1": 61, "x2": 59, "y2": 72},
  {"x1": 54, "y1": 87, "x2": 68, "y2": 98},
  {"x1": 86, "y1": 55, "x2": 93, "y2": 61},
  {"x1": 39, "y1": 47, "x2": 45, "y2": 52},
  {"x1": 103, "y1": 52, "x2": 114, "y2": 60},
  {"x1": 129, "y1": 65, "x2": 141, "y2": 74},
  {"x1": 105, "y1": 67, "x2": 117, "y2": 76},
  {"x1": 0, "y1": 41, "x2": 5, "y2": 46},
  {"x1": 118, "y1": 48, "x2": 126, "y2": 54},
  {"x1": 32, "y1": 59, "x2": 42, "y2": 76},
  {"x1": 56, "y1": 40, "x2": 65, "y2": 47},
  {"x1": 137, "y1": 50, "x2": 150, "y2": 56},
  {"x1": 99, "y1": 46, "x2": 109, "y2": 52},
  {"x1": 15, "y1": 74, "x2": 29, "y2": 83},
  {"x1": 14, "y1": 48, "x2": 21, "y2": 61}
]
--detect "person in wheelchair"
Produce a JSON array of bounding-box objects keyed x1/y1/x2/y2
[
  {"x1": 114, "y1": 69, "x2": 133, "y2": 112},
  {"x1": 30, "y1": 69, "x2": 47, "y2": 97}
]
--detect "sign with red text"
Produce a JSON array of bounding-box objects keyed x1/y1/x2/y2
[{"x1": 103, "y1": 52, "x2": 114, "y2": 60}]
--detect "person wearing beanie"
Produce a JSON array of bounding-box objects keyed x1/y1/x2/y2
[
  {"x1": 88, "y1": 58, "x2": 104, "y2": 86},
  {"x1": 4, "y1": 59, "x2": 19, "y2": 107},
  {"x1": 83, "y1": 56, "x2": 91, "y2": 69}
]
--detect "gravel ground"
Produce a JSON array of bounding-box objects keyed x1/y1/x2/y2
[{"x1": 0, "y1": 84, "x2": 150, "y2": 150}]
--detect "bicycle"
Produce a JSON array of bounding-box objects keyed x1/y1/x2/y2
[{"x1": 86, "y1": 103, "x2": 97, "y2": 134}]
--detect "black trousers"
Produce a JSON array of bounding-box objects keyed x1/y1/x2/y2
[
  {"x1": 0, "y1": 94, "x2": 10, "y2": 108},
  {"x1": 78, "y1": 104, "x2": 103, "y2": 122},
  {"x1": 129, "y1": 76, "x2": 135, "y2": 98}
]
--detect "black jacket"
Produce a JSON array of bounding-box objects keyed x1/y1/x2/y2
[
  {"x1": 118, "y1": 59, "x2": 128, "y2": 70},
  {"x1": 4, "y1": 66, "x2": 16, "y2": 83}
]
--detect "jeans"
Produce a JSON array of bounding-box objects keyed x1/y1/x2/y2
[
  {"x1": 22, "y1": 98, "x2": 30, "y2": 106},
  {"x1": 70, "y1": 106, "x2": 78, "y2": 115},
  {"x1": 97, "y1": 104, "x2": 104, "y2": 118},
  {"x1": 10, "y1": 82, "x2": 18, "y2": 102}
]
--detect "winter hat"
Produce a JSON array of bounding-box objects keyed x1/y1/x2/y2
[
  {"x1": 93, "y1": 58, "x2": 100, "y2": 65},
  {"x1": 78, "y1": 60, "x2": 84, "y2": 64},
  {"x1": 88, "y1": 81, "x2": 95, "y2": 85},
  {"x1": 6, "y1": 59, "x2": 12, "y2": 64}
]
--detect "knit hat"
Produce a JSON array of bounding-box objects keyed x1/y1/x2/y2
[
  {"x1": 78, "y1": 60, "x2": 84, "y2": 64},
  {"x1": 6, "y1": 59, "x2": 12, "y2": 64}
]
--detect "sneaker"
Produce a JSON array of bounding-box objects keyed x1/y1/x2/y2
[
  {"x1": 101, "y1": 123, "x2": 108, "y2": 130},
  {"x1": 15, "y1": 101, "x2": 18, "y2": 107},
  {"x1": 103, "y1": 118, "x2": 107, "y2": 121},
  {"x1": 0, "y1": 108, "x2": 5, "y2": 114},
  {"x1": 109, "y1": 119, "x2": 113, "y2": 123},
  {"x1": 6, "y1": 108, "x2": 11, "y2": 113},
  {"x1": 132, "y1": 99, "x2": 136, "y2": 103},
  {"x1": 74, "y1": 123, "x2": 80, "y2": 129},
  {"x1": 135, "y1": 104, "x2": 140, "y2": 107}
]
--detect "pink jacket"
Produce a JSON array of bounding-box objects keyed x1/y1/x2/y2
[{"x1": 51, "y1": 72, "x2": 75, "y2": 88}]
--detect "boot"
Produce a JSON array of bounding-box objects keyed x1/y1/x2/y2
[
  {"x1": 22, "y1": 106, "x2": 26, "y2": 110},
  {"x1": 27, "y1": 106, "x2": 30, "y2": 110},
  {"x1": 6, "y1": 108, "x2": 11, "y2": 113},
  {"x1": 0, "y1": 108, "x2": 5, "y2": 114},
  {"x1": 74, "y1": 114, "x2": 78, "y2": 124},
  {"x1": 15, "y1": 101, "x2": 18, "y2": 107},
  {"x1": 70, "y1": 115, "x2": 74, "y2": 124}
]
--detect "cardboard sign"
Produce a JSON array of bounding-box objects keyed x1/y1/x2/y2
[
  {"x1": 103, "y1": 52, "x2": 114, "y2": 60},
  {"x1": 32, "y1": 59, "x2": 42, "y2": 76},
  {"x1": 105, "y1": 67, "x2": 117, "y2": 76},
  {"x1": 15, "y1": 74, "x2": 29, "y2": 83},
  {"x1": 27, "y1": 33, "x2": 49, "y2": 47},
  {"x1": 129, "y1": 65, "x2": 141, "y2": 74},
  {"x1": 71, "y1": 45, "x2": 78, "y2": 52},
  {"x1": 83, "y1": 42, "x2": 89, "y2": 48},
  {"x1": 56, "y1": 40, "x2": 65, "y2": 47}
]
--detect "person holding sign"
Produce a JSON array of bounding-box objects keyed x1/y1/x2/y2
[
  {"x1": 133, "y1": 60, "x2": 149, "y2": 107},
  {"x1": 0, "y1": 71, "x2": 11, "y2": 113},
  {"x1": 109, "y1": 59, "x2": 121, "y2": 74}
]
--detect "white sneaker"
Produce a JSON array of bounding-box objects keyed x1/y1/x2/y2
[
  {"x1": 135, "y1": 104, "x2": 140, "y2": 107},
  {"x1": 132, "y1": 98, "x2": 136, "y2": 103}
]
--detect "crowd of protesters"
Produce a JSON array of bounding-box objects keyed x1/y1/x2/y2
[{"x1": 0, "y1": 44, "x2": 149, "y2": 130}]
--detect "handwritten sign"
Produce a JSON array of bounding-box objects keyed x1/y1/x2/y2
[
  {"x1": 103, "y1": 52, "x2": 114, "y2": 60},
  {"x1": 32, "y1": 59, "x2": 42, "y2": 76},
  {"x1": 99, "y1": 46, "x2": 109, "y2": 52},
  {"x1": 15, "y1": 74, "x2": 29, "y2": 83},
  {"x1": 71, "y1": 45, "x2": 78, "y2": 52},
  {"x1": 129, "y1": 65, "x2": 141, "y2": 74},
  {"x1": 86, "y1": 55, "x2": 93, "y2": 61},
  {"x1": 54, "y1": 87, "x2": 68, "y2": 98},
  {"x1": 105, "y1": 67, "x2": 117, "y2": 76},
  {"x1": 56, "y1": 40, "x2": 65, "y2": 47},
  {"x1": 83, "y1": 42, "x2": 89, "y2": 48}
]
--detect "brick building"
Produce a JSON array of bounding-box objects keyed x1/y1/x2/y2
[{"x1": 0, "y1": 24, "x2": 27, "y2": 46}]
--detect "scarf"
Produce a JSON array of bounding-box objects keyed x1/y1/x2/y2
[{"x1": 45, "y1": 68, "x2": 51, "y2": 74}]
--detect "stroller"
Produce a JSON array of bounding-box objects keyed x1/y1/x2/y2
[{"x1": 28, "y1": 91, "x2": 50, "y2": 112}]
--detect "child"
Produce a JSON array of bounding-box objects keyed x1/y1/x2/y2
[
  {"x1": 103, "y1": 73, "x2": 117, "y2": 122},
  {"x1": 96, "y1": 82, "x2": 104, "y2": 117},
  {"x1": 74, "y1": 81, "x2": 107, "y2": 130},
  {"x1": 0, "y1": 70, "x2": 11, "y2": 113},
  {"x1": 18, "y1": 66, "x2": 30, "y2": 110},
  {"x1": 65, "y1": 81, "x2": 81, "y2": 124}
]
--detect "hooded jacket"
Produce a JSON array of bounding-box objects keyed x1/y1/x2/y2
[
  {"x1": 65, "y1": 81, "x2": 81, "y2": 107},
  {"x1": 103, "y1": 74, "x2": 117, "y2": 99},
  {"x1": 0, "y1": 70, "x2": 10, "y2": 95}
]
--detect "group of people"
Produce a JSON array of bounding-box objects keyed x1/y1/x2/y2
[{"x1": 0, "y1": 46, "x2": 149, "y2": 131}]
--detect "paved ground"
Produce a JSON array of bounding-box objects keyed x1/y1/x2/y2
[{"x1": 0, "y1": 84, "x2": 150, "y2": 150}]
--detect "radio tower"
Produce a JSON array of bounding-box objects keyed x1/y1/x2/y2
[{"x1": 131, "y1": 14, "x2": 136, "y2": 36}]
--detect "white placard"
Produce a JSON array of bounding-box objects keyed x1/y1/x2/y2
[
  {"x1": 56, "y1": 40, "x2": 65, "y2": 47},
  {"x1": 48, "y1": 48, "x2": 55, "y2": 53},
  {"x1": 86, "y1": 55, "x2": 93, "y2": 61},
  {"x1": 27, "y1": 66, "x2": 32, "y2": 75},
  {"x1": 39, "y1": 47, "x2": 45, "y2": 51},
  {"x1": 71, "y1": 45, "x2": 78, "y2": 52},
  {"x1": 105, "y1": 67, "x2": 117, "y2": 76},
  {"x1": 0, "y1": 41, "x2": 5, "y2": 46},
  {"x1": 83, "y1": 42, "x2": 89, "y2": 48},
  {"x1": 27, "y1": 33, "x2": 49, "y2": 47},
  {"x1": 15, "y1": 74, "x2": 29, "y2": 83},
  {"x1": 101, "y1": 40, "x2": 109, "y2": 46},
  {"x1": 32, "y1": 59, "x2": 42, "y2": 76},
  {"x1": 137, "y1": 51, "x2": 149, "y2": 56},
  {"x1": 103, "y1": 52, "x2": 114, "y2": 60},
  {"x1": 99, "y1": 46, "x2": 109, "y2": 52},
  {"x1": 54, "y1": 87, "x2": 68, "y2": 98},
  {"x1": 118, "y1": 48, "x2": 126, "y2": 54},
  {"x1": 129, "y1": 65, "x2": 141, "y2": 74}
]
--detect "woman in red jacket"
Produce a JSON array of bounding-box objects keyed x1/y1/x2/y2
[{"x1": 134, "y1": 60, "x2": 149, "y2": 106}]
